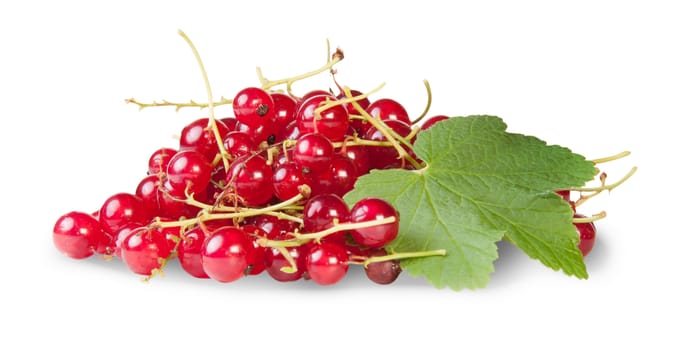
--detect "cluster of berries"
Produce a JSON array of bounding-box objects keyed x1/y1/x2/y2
[{"x1": 53, "y1": 80, "x2": 450, "y2": 285}]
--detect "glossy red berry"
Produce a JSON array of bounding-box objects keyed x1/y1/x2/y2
[
  {"x1": 292, "y1": 133, "x2": 334, "y2": 174},
  {"x1": 574, "y1": 214, "x2": 597, "y2": 256},
  {"x1": 367, "y1": 98, "x2": 411, "y2": 125},
  {"x1": 201, "y1": 227, "x2": 252, "y2": 283},
  {"x1": 225, "y1": 155, "x2": 274, "y2": 206},
  {"x1": 53, "y1": 211, "x2": 105, "y2": 259},
  {"x1": 296, "y1": 95, "x2": 350, "y2": 141},
  {"x1": 99, "y1": 193, "x2": 150, "y2": 235},
  {"x1": 166, "y1": 150, "x2": 212, "y2": 197},
  {"x1": 147, "y1": 147, "x2": 177, "y2": 176},
  {"x1": 177, "y1": 226, "x2": 209, "y2": 278},
  {"x1": 121, "y1": 227, "x2": 171, "y2": 276},
  {"x1": 179, "y1": 118, "x2": 230, "y2": 160},
  {"x1": 350, "y1": 197, "x2": 400, "y2": 248},
  {"x1": 233, "y1": 87, "x2": 275, "y2": 127},
  {"x1": 306, "y1": 242, "x2": 349, "y2": 285}
]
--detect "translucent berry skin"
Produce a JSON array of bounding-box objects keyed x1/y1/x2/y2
[
  {"x1": 147, "y1": 147, "x2": 178, "y2": 175},
  {"x1": 574, "y1": 214, "x2": 597, "y2": 256},
  {"x1": 99, "y1": 193, "x2": 150, "y2": 235},
  {"x1": 264, "y1": 245, "x2": 309, "y2": 282},
  {"x1": 311, "y1": 155, "x2": 358, "y2": 197},
  {"x1": 296, "y1": 95, "x2": 350, "y2": 141},
  {"x1": 303, "y1": 194, "x2": 350, "y2": 233},
  {"x1": 342, "y1": 146, "x2": 370, "y2": 176},
  {"x1": 166, "y1": 150, "x2": 213, "y2": 197},
  {"x1": 53, "y1": 211, "x2": 105, "y2": 259},
  {"x1": 306, "y1": 242, "x2": 349, "y2": 285},
  {"x1": 241, "y1": 225, "x2": 267, "y2": 276},
  {"x1": 177, "y1": 226, "x2": 209, "y2": 279},
  {"x1": 121, "y1": 227, "x2": 171, "y2": 276},
  {"x1": 179, "y1": 118, "x2": 230, "y2": 160},
  {"x1": 292, "y1": 133, "x2": 334, "y2": 173},
  {"x1": 350, "y1": 198, "x2": 400, "y2": 248},
  {"x1": 201, "y1": 227, "x2": 252, "y2": 283},
  {"x1": 270, "y1": 92, "x2": 298, "y2": 132},
  {"x1": 226, "y1": 155, "x2": 274, "y2": 206},
  {"x1": 366, "y1": 98, "x2": 411, "y2": 125},
  {"x1": 223, "y1": 131, "x2": 257, "y2": 158},
  {"x1": 233, "y1": 87, "x2": 275, "y2": 127},
  {"x1": 272, "y1": 162, "x2": 309, "y2": 201}
]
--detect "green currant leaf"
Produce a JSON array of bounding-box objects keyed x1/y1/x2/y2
[{"x1": 344, "y1": 116, "x2": 597, "y2": 290}]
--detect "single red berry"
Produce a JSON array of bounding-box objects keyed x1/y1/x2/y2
[
  {"x1": 366, "y1": 98, "x2": 411, "y2": 125},
  {"x1": 201, "y1": 227, "x2": 253, "y2": 283},
  {"x1": 350, "y1": 197, "x2": 400, "y2": 248},
  {"x1": 292, "y1": 133, "x2": 334, "y2": 174},
  {"x1": 121, "y1": 227, "x2": 171, "y2": 276},
  {"x1": 177, "y1": 226, "x2": 210, "y2": 279},
  {"x1": 179, "y1": 118, "x2": 229, "y2": 160},
  {"x1": 53, "y1": 211, "x2": 105, "y2": 259},
  {"x1": 574, "y1": 214, "x2": 597, "y2": 256},
  {"x1": 306, "y1": 242, "x2": 349, "y2": 285},
  {"x1": 233, "y1": 87, "x2": 275, "y2": 127},
  {"x1": 147, "y1": 147, "x2": 178, "y2": 176},
  {"x1": 99, "y1": 193, "x2": 150, "y2": 235}
]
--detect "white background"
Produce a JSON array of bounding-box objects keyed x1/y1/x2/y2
[{"x1": 1, "y1": 1, "x2": 678, "y2": 349}]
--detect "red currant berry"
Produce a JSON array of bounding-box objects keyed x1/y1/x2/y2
[
  {"x1": 264, "y1": 244, "x2": 309, "y2": 282},
  {"x1": 296, "y1": 95, "x2": 350, "y2": 141},
  {"x1": 270, "y1": 92, "x2": 298, "y2": 132},
  {"x1": 179, "y1": 118, "x2": 229, "y2": 160},
  {"x1": 574, "y1": 214, "x2": 597, "y2": 256},
  {"x1": 303, "y1": 194, "x2": 350, "y2": 233},
  {"x1": 292, "y1": 133, "x2": 334, "y2": 174},
  {"x1": 223, "y1": 131, "x2": 257, "y2": 159},
  {"x1": 166, "y1": 150, "x2": 212, "y2": 197},
  {"x1": 177, "y1": 226, "x2": 209, "y2": 279},
  {"x1": 366, "y1": 98, "x2": 411, "y2": 125},
  {"x1": 99, "y1": 193, "x2": 150, "y2": 235},
  {"x1": 53, "y1": 211, "x2": 105, "y2": 259},
  {"x1": 201, "y1": 227, "x2": 252, "y2": 283},
  {"x1": 420, "y1": 115, "x2": 449, "y2": 131},
  {"x1": 272, "y1": 162, "x2": 310, "y2": 201},
  {"x1": 365, "y1": 119, "x2": 415, "y2": 170},
  {"x1": 306, "y1": 242, "x2": 349, "y2": 285},
  {"x1": 226, "y1": 155, "x2": 274, "y2": 206},
  {"x1": 147, "y1": 147, "x2": 177, "y2": 176},
  {"x1": 349, "y1": 197, "x2": 400, "y2": 248},
  {"x1": 233, "y1": 87, "x2": 275, "y2": 127},
  {"x1": 121, "y1": 227, "x2": 171, "y2": 276}
]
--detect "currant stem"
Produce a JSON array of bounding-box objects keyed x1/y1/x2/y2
[
  {"x1": 124, "y1": 97, "x2": 232, "y2": 111},
  {"x1": 572, "y1": 211, "x2": 607, "y2": 223},
  {"x1": 313, "y1": 82, "x2": 386, "y2": 120},
  {"x1": 356, "y1": 249, "x2": 446, "y2": 267},
  {"x1": 153, "y1": 193, "x2": 306, "y2": 229},
  {"x1": 411, "y1": 79, "x2": 432, "y2": 125},
  {"x1": 259, "y1": 47, "x2": 344, "y2": 92},
  {"x1": 590, "y1": 151, "x2": 631, "y2": 164},
  {"x1": 341, "y1": 86, "x2": 422, "y2": 169},
  {"x1": 178, "y1": 29, "x2": 231, "y2": 171},
  {"x1": 294, "y1": 216, "x2": 397, "y2": 242},
  {"x1": 572, "y1": 166, "x2": 637, "y2": 192}
]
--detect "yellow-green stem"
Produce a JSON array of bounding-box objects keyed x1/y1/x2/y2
[{"x1": 178, "y1": 29, "x2": 231, "y2": 171}]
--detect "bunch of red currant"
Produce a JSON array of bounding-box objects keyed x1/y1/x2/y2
[{"x1": 53, "y1": 64, "x2": 451, "y2": 286}]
